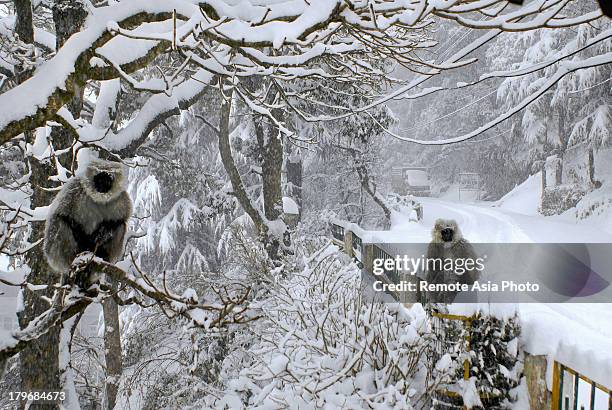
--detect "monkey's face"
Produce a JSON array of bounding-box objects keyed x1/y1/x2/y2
[
  {"x1": 93, "y1": 171, "x2": 114, "y2": 193},
  {"x1": 440, "y1": 227, "x2": 454, "y2": 242},
  {"x1": 82, "y1": 160, "x2": 126, "y2": 203},
  {"x1": 433, "y1": 218, "x2": 461, "y2": 243}
]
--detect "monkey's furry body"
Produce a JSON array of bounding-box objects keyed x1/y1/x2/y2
[
  {"x1": 44, "y1": 160, "x2": 132, "y2": 274},
  {"x1": 426, "y1": 218, "x2": 480, "y2": 303}
]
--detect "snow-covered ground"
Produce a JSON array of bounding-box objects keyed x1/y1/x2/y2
[
  {"x1": 373, "y1": 172, "x2": 612, "y2": 244},
  {"x1": 381, "y1": 177, "x2": 612, "y2": 393}
]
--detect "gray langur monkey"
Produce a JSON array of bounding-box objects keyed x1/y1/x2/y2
[
  {"x1": 44, "y1": 160, "x2": 132, "y2": 285},
  {"x1": 425, "y1": 219, "x2": 480, "y2": 303}
]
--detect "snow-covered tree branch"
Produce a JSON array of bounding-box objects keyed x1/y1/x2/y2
[
  {"x1": 0, "y1": 0, "x2": 605, "y2": 150},
  {"x1": 0, "y1": 253, "x2": 255, "y2": 369}
]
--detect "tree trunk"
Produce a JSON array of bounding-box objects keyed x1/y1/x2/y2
[
  {"x1": 285, "y1": 153, "x2": 302, "y2": 219},
  {"x1": 102, "y1": 295, "x2": 122, "y2": 410},
  {"x1": 262, "y1": 134, "x2": 283, "y2": 222},
  {"x1": 13, "y1": 0, "x2": 34, "y2": 83},
  {"x1": 216, "y1": 89, "x2": 286, "y2": 260},
  {"x1": 254, "y1": 118, "x2": 284, "y2": 259},
  {"x1": 14, "y1": 1, "x2": 62, "y2": 407},
  {"x1": 95, "y1": 101, "x2": 124, "y2": 410},
  {"x1": 17, "y1": 193, "x2": 63, "y2": 410},
  {"x1": 52, "y1": 0, "x2": 88, "y2": 50},
  {"x1": 217, "y1": 91, "x2": 265, "y2": 236},
  {"x1": 17, "y1": 2, "x2": 87, "y2": 408},
  {"x1": 14, "y1": 0, "x2": 33, "y2": 44},
  {"x1": 355, "y1": 163, "x2": 391, "y2": 226}
]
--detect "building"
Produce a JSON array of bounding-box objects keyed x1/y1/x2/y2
[{"x1": 391, "y1": 167, "x2": 431, "y2": 196}]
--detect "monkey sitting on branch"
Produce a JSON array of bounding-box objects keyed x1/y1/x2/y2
[
  {"x1": 425, "y1": 219, "x2": 480, "y2": 303},
  {"x1": 44, "y1": 159, "x2": 132, "y2": 290}
]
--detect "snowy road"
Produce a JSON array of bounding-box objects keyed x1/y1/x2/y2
[
  {"x1": 419, "y1": 197, "x2": 533, "y2": 242},
  {"x1": 370, "y1": 197, "x2": 612, "y2": 243}
]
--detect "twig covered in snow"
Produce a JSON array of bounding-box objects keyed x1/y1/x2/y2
[{"x1": 0, "y1": 252, "x2": 257, "y2": 367}]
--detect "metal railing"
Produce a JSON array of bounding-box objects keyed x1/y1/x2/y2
[
  {"x1": 331, "y1": 223, "x2": 345, "y2": 245},
  {"x1": 351, "y1": 233, "x2": 362, "y2": 263},
  {"x1": 372, "y1": 244, "x2": 399, "y2": 284},
  {"x1": 552, "y1": 362, "x2": 611, "y2": 410}
]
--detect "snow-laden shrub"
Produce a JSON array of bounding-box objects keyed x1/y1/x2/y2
[
  {"x1": 213, "y1": 239, "x2": 432, "y2": 409},
  {"x1": 387, "y1": 193, "x2": 423, "y2": 221},
  {"x1": 116, "y1": 225, "x2": 440, "y2": 409},
  {"x1": 427, "y1": 310, "x2": 522, "y2": 409},
  {"x1": 467, "y1": 315, "x2": 522, "y2": 408},
  {"x1": 540, "y1": 185, "x2": 587, "y2": 215}
]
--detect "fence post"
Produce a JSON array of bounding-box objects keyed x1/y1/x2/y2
[
  {"x1": 523, "y1": 354, "x2": 553, "y2": 410},
  {"x1": 362, "y1": 244, "x2": 374, "y2": 274},
  {"x1": 399, "y1": 272, "x2": 422, "y2": 305},
  {"x1": 344, "y1": 230, "x2": 353, "y2": 258},
  {"x1": 551, "y1": 361, "x2": 561, "y2": 410}
]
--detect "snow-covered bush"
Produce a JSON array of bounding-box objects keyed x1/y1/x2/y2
[
  {"x1": 468, "y1": 314, "x2": 522, "y2": 408},
  {"x1": 540, "y1": 186, "x2": 587, "y2": 215},
  {"x1": 386, "y1": 193, "x2": 423, "y2": 221},
  {"x1": 212, "y1": 235, "x2": 433, "y2": 409},
  {"x1": 428, "y1": 310, "x2": 522, "y2": 409}
]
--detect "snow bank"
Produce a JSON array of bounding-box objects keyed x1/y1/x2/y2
[
  {"x1": 495, "y1": 172, "x2": 541, "y2": 216},
  {"x1": 519, "y1": 304, "x2": 612, "y2": 390},
  {"x1": 556, "y1": 149, "x2": 612, "y2": 236}
]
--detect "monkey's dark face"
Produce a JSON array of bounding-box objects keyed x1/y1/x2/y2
[
  {"x1": 93, "y1": 171, "x2": 114, "y2": 193},
  {"x1": 440, "y1": 227, "x2": 454, "y2": 242},
  {"x1": 433, "y1": 219, "x2": 461, "y2": 244}
]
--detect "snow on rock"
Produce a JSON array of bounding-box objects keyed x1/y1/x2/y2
[{"x1": 282, "y1": 196, "x2": 299, "y2": 215}]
